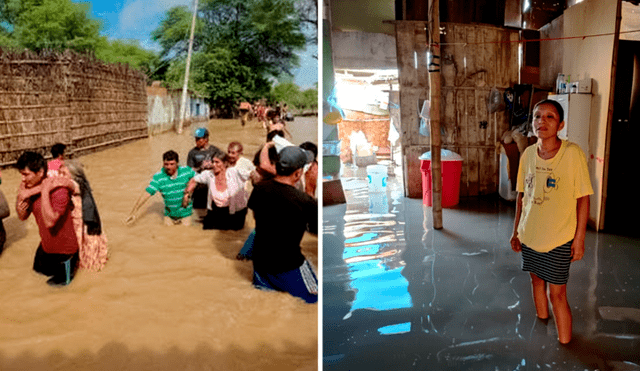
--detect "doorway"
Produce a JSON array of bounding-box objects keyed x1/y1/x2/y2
[{"x1": 604, "y1": 40, "x2": 640, "y2": 236}]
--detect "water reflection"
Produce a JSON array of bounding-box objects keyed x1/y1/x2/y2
[
  {"x1": 324, "y1": 164, "x2": 640, "y2": 370},
  {"x1": 340, "y1": 174, "x2": 411, "y2": 320}
]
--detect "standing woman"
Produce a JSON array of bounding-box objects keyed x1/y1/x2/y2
[
  {"x1": 510, "y1": 99, "x2": 593, "y2": 344},
  {"x1": 184, "y1": 152, "x2": 251, "y2": 230}
]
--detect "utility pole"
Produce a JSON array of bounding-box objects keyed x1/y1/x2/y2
[
  {"x1": 428, "y1": 0, "x2": 443, "y2": 229},
  {"x1": 178, "y1": 0, "x2": 199, "y2": 134}
]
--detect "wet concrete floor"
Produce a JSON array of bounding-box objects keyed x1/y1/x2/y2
[{"x1": 323, "y1": 164, "x2": 640, "y2": 371}]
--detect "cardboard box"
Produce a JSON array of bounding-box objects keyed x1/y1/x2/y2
[
  {"x1": 355, "y1": 154, "x2": 377, "y2": 167},
  {"x1": 578, "y1": 78, "x2": 592, "y2": 94}
]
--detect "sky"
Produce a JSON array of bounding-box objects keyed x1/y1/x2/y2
[{"x1": 80, "y1": 0, "x2": 318, "y2": 89}]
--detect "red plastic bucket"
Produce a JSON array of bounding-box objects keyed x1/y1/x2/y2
[{"x1": 421, "y1": 158, "x2": 463, "y2": 207}]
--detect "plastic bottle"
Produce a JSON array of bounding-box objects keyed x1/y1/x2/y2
[{"x1": 556, "y1": 73, "x2": 564, "y2": 94}]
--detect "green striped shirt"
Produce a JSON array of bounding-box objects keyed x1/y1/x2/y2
[{"x1": 146, "y1": 166, "x2": 195, "y2": 219}]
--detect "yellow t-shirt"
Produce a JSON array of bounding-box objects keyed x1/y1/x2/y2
[{"x1": 516, "y1": 140, "x2": 593, "y2": 252}]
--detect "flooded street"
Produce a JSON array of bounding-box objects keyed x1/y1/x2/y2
[{"x1": 0, "y1": 117, "x2": 318, "y2": 371}]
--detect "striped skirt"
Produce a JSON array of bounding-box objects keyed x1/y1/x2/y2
[{"x1": 521, "y1": 240, "x2": 573, "y2": 285}]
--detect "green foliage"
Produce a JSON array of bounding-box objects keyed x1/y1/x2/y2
[
  {"x1": 153, "y1": 0, "x2": 307, "y2": 115},
  {"x1": 166, "y1": 48, "x2": 271, "y2": 114},
  {"x1": 300, "y1": 87, "x2": 318, "y2": 110},
  {"x1": 4, "y1": 0, "x2": 103, "y2": 52},
  {"x1": 151, "y1": 6, "x2": 202, "y2": 59},
  {"x1": 270, "y1": 81, "x2": 316, "y2": 112},
  {"x1": 0, "y1": 0, "x2": 161, "y2": 76},
  {"x1": 95, "y1": 39, "x2": 157, "y2": 70},
  {"x1": 271, "y1": 81, "x2": 300, "y2": 105}
]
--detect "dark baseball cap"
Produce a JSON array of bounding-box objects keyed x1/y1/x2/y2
[
  {"x1": 194, "y1": 127, "x2": 209, "y2": 138},
  {"x1": 278, "y1": 146, "x2": 313, "y2": 170}
]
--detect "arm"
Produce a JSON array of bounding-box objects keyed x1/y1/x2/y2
[
  {"x1": 124, "y1": 192, "x2": 152, "y2": 225},
  {"x1": 259, "y1": 142, "x2": 276, "y2": 175},
  {"x1": 510, "y1": 192, "x2": 523, "y2": 252},
  {"x1": 181, "y1": 178, "x2": 197, "y2": 208},
  {"x1": 571, "y1": 195, "x2": 590, "y2": 262},
  {"x1": 307, "y1": 199, "x2": 318, "y2": 235},
  {"x1": 304, "y1": 161, "x2": 318, "y2": 198},
  {"x1": 39, "y1": 179, "x2": 73, "y2": 229},
  {"x1": 16, "y1": 183, "x2": 41, "y2": 221}
]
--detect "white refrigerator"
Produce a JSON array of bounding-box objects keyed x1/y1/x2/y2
[{"x1": 547, "y1": 93, "x2": 592, "y2": 156}]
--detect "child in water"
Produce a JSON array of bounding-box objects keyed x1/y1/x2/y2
[{"x1": 510, "y1": 99, "x2": 593, "y2": 344}]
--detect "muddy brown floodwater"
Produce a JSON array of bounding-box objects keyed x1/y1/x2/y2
[{"x1": 0, "y1": 117, "x2": 319, "y2": 371}]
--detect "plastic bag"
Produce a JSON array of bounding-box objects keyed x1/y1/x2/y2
[
  {"x1": 488, "y1": 87, "x2": 504, "y2": 113},
  {"x1": 419, "y1": 100, "x2": 431, "y2": 137}
]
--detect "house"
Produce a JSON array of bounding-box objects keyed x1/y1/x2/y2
[
  {"x1": 147, "y1": 81, "x2": 210, "y2": 134},
  {"x1": 324, "y1": 0, "x2": 640, "y2": 234}
]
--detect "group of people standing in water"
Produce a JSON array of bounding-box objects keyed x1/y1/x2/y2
[
  {"x1": 123, "y1": 126, "x2": 318, "y2": 303},
  {"x1": 8, "y1": 124, "x2": 318, "y2": 304}
]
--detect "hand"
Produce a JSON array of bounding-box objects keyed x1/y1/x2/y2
[
  {"x1": 17, "y1": 182, "x2": 41, "y2": 202},
  {"x1": 201, "y1": 160, "x2": 212, "y2": 170},
  {"x1": 181, "y1": 193, "x2": 190, "y2": 208},
  {"x1": 570, "y1": 239, "x2": 585, "y2": 262},
  {"x1": 249, "y1": 170, "x2": 262, "y2": 185},
  {"x1": 510, "y1": 234, "x2": 522, "y2": 253}
]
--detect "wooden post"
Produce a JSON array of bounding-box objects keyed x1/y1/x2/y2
[
  {"x1": 178, "y1": 0, "x2": 199, "y2": 134},
  {"x1": 429, "y1": 0, "x2": 443, "y2": 229}
]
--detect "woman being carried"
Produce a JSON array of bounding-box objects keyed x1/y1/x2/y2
[{"x1": 183, "y1": 151, "x2": 251, "y2": 230}]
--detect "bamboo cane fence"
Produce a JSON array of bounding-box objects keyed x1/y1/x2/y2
[{"x1": 0, "y1": 48, "x2": 148, "y2": 166}]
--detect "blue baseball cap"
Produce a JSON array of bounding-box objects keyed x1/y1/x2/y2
[{"x1": 194, "y1": 127, "x2": 209, "y2": 138}]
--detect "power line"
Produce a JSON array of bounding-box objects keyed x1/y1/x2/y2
[{"x1": 429, "y1": 28, "x2": 640, "y2": 47}]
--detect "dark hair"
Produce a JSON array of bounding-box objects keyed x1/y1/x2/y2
[
  {"x1": 228, "y1": 141, "x2": 243, "y2": 152},
  {"x1": 16, "y1": 151, "x2": 47, "y2": 174},
  {"x1": 299, "y1": 141, "x2": 317, "y2": 161},
  {"x1": 533, "y1": 99, "x2": 564, "y2": 123},
  {"x1": 163, "y1": 150, "x2": 179, "y2": 163},
  {"x1": 276, "y1": 162, "x2": 299, "y2": 176},
  {"x1": 253, "y1": 144, "x2": 278, "y2": 167},
  {"x1": 267, "y1": 130, "x2": 285, "y2": 142},
  {"x1": 51, "y1": 143, "x2": 66, "y2": 159},
  {"x1": 212, "y1": 151, "x2": 229, "y2": 164}
]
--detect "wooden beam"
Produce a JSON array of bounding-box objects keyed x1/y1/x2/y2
[{"x1": 429, "y1": 0, "x2": 443, "y2": 229}]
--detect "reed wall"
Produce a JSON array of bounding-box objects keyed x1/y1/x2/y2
[{"x1": 0, "y1": 49, "x2": 148, "y2": 165}]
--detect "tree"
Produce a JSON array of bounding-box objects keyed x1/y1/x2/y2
[
  {"x1": 165, "y1": 48, "x2": 271, "y2": 116},
  {"x1": 300, "y1": 87, "x2": 317, "y2": 111},
  {"x1": 152, "y1": 0, "x2": 307, "y2": 115},
  {"x1": 0, "y1": 0, "x2": 102, "y2": 53},
  {"x1": 272, "y1": 81, "x2": 301, "y2": 106},
  {"x1": 270, "y1": 81, "x2": 316, "y2": 113},
  {"x1": 151, "y1": 6, "x2": 203, "y2": 60},
  {"x1": 96, "y1": 39, "x2": 157, "y2": 70},
  {"x1": 295, "y1": 0, "x2": 317, "y2": 59},
  {"x1": 0, "y1": 0, "x2": 160, "y2": 76}
]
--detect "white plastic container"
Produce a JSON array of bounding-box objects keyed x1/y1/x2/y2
[{"x1": 366, "y1": 165, "x2": 388, "y2": 192}]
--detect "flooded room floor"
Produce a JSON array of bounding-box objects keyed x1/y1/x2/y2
[{"x1": 323, "y1": 164, "x2": 640, "y2": 371}]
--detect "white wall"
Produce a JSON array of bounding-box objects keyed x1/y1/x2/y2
[
  {"x1": 562, "y1": 0, "x2": 617, "y2": 228},
  {"x1": 332, "y1": 31, "x2": 397, "y2": 70}
]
